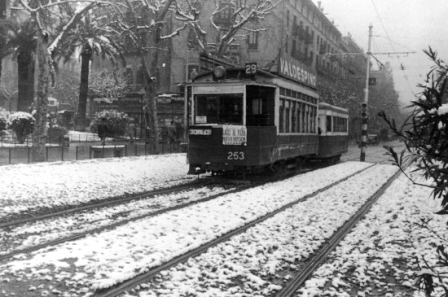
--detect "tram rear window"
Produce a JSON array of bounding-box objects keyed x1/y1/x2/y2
[{"x1": 195, "y1": 94, "x2": 243, "y2": 124}]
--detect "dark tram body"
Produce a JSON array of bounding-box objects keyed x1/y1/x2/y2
[{"x1": 187, "y1": 66, "x2": 349, "y2": 175}]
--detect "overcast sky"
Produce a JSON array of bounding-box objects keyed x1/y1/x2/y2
[{"x1": 311, "y1": 0, "x2": 448, "y2": 105}]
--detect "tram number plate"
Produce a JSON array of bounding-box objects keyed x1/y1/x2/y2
[{"x1": 227, "y1": 151, "x2": 245, "y2": 160}]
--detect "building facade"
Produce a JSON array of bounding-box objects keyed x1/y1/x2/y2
[
  {"x1": 0, "y1": 1, "x2": 375, "y2": 141},
  {"x1": 167, "y1": 0, "x2": 368, "y2": 140}
]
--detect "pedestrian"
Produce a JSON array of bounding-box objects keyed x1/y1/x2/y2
[
  {"x1": 97, "y1": 118, "x2": 109, "y2": 145},
  {"x1": 168, "y1": 121, "x2": 177, "y2": 151},
  {"x1": 127, "y1": 120, "x2": 136, "y2": 144}
]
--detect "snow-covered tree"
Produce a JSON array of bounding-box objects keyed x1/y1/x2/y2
[
  {"x1": 56, "y1": 10, "x2": 126, "y2": 131},
  {"x1": 111, "y1": 0, "x2": 188, "y2": 152},
  {"x1": 175, "y1": 0, "x2": 280, "y2": 58},
  {"x1": 14, "y1": 0, "x2": 118, "y2": 161},
  {"x1": 3, "y1": 10, "x2": 37, "y2": 111}
]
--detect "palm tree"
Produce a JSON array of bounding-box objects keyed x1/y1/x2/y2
[
  {"x1": 56, "y1": 13, "x2": 125, "y2": 131},
  {"x1": 3, "y1": 15, "x2": 37, "y2": 112}
]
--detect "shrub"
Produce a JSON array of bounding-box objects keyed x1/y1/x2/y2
[
  {"x1": 9, "y1": 112, "x2": 35, "y2": 144},
  {"x1": 380, "y1": 48, "x2": 448, "y2": 211},
  {"x1": 379, "y1": 47, "x2": 448, "y2": 295},
  {"x1": 91, "y1": 110, "x2": 129, "y2": 139}
]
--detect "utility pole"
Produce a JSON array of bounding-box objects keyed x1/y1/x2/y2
[
  {"x1": 324, "y1": 25, "x2": 414, "y2": 162},
  {"x1": 360, "y1": 24, "x2": 373, "y2": 162}
]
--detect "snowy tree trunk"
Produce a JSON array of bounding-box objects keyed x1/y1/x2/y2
[
  {"x1": 144, "y1": 83, "x2": 159, "y2": 153},
  {"x1": 31, "y1": 31, "x2": 50, "y2": 162},
  {"x1": 17, "y1": 50, "x2": 35, "y2": 112},
  {"x1": 75, "y1": 49, "x2": 91, "y2": 131}
]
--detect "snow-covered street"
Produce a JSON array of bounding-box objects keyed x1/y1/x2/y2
[
  {"x1": 0, "y1": 142, "x2": 446, "y2": 297},
  {"x1": 0, "y1": 154, "x2": 195, "y2": 220}
]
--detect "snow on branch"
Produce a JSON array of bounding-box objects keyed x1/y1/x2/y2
[
  {"x1": 207, "y1": 0, "x2": 280, "y2": 56},
  {"x1": 48, "y1": 3, "x2": 97, "y2": 54}
]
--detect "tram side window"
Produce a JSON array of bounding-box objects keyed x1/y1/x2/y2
[
  {"x1": 246, "y1": 86, "x2": 275, "y2": 126},
  {"x1": 311, "y1": 106, "x2": 316, "y2": 133},
  {"x1": 291, "y1": 102, "x2": 297, "y2": 133},
  {"x1": 300, "y1": 103, "x2": 306, "y2": 133},
  {"x1": 326, "y1": 115, "x2": 332, "y2": 132},
  {"x1": 195, "y1": 94, "x2": 243, "y2": 124},
  {"x1": 305, "y1": 105, "x2": 310, "y2": 133},
  {"x1": 279, "y1": 99, "x2": 285, "y2": 133},
  {"x1": 334, "y1": 116, "x2": 348, "y2": 132}
]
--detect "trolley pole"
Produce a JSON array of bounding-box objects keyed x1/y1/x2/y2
[{"x1": 360, "y1": 24, "x2": 373, "y2": 162}]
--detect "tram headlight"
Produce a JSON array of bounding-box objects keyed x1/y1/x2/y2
[{"x1": 213, "y1": 66, "x2": 226, "y2": 80}]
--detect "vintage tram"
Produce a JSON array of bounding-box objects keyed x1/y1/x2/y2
[{"x1": 186, "y1": 65, "x2": 349, "y2": 176}]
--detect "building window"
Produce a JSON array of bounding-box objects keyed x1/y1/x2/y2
[
  {"x1": 247, "y1": 31, "x2": 259, "y2": 50},
  {"x1": 216, "y1": 1, "x2": 234, "y2": 25}
]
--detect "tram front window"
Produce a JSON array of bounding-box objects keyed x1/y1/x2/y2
[{"x1": 195, "y1": 94, "x2": 243, "y2": 124}]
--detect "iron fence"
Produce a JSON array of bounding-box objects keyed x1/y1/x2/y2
[{"x1": 0, "y1": 141, "x2": 186, "y2": 166}]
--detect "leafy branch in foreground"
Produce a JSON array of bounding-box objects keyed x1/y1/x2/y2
[
  {"x1": 379, "y1": 47, "x2": 448, "y2": 213},
  {"x1": 380, "y1": 47, "x2": 448, "y2": 296}
]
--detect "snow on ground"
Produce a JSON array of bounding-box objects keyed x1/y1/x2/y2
[
  {"x1": 118, "y1": 164, "x2": 398, "y2": 297},
  {"x1": 0, "y1": 162, "x2": 373, "y2": 296},
  {"x1": 296, "y1": 169, "x2": 447, "y2": 297},
  {"x1": 1, "y1": 141, "x2": 437, "y2": 297},
  {"x1": 0, "y1": 185, "x2": 234, "y2": 255},
  {"x1": 0, "y1": 154, "x2": 194, "y2": 219}
]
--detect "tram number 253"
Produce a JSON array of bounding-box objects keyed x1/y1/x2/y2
[{"x1": 228, "y1": 151, "x2": 245, "y2": 160}]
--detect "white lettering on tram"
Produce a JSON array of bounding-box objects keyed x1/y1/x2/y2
[{"x1": 280, "y1": 58, "x2": 317, "y2": 88}]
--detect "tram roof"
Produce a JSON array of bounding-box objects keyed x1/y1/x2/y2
[
  {"x1": 191, "y1": 66, "x2": 318, "y2": 95},
  {"x1": 318, "y1": 102, "x2": 349, "y2": 114}
]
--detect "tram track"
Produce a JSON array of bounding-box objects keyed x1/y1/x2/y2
[
  {"x1": 93, "y1": 164, "x2": 376, "y2": 297},
  {"x1": 0, "y1": 161, "x2": 344, "y2": 263},
  {"x1": 0, "y1": 182, "x2": 238, "y2": 262},
  {"x1": 0, "y1": 178, "x2": 210, "y2": 229},
  {"x1": 275, "y1": 166, "x2": 404, "y2": 297}
]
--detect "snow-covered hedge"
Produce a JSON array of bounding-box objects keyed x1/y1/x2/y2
[
  {"x1": 90, "y1": 110, "x2": 129, "y2": 137},
  {"x1": 8, "y1": 112, "x2": 35, "y2": 144}
]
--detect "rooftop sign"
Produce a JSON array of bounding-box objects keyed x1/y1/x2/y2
[{"x1": 279, "y1": 55, "x2": 317, "y2": 88}]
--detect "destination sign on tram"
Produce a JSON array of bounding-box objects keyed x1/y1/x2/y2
[{"x1": 190, "y1": 129, "x2": 212, "y2": 135}]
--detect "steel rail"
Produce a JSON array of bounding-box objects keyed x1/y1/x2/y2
[
  {"x1": 0, "y1": 178, "x2": 209, "y2": 229},
  {"x1": 0, "y1": 181, "x2": 244, "y2": 262},
  {"x1": 276, "y1": 163, "x2": 410, "y2": 297},
  {"x1": 0, "y1": 162, "x2": 330, "y2": 262},
  {"x1": 94, "y1": 164, "x2": 375, "y2": 297}
]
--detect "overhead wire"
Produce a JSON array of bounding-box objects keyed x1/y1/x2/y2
[{"x1": 369, "y1": 0, "x2": 417, "y2": 98}]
